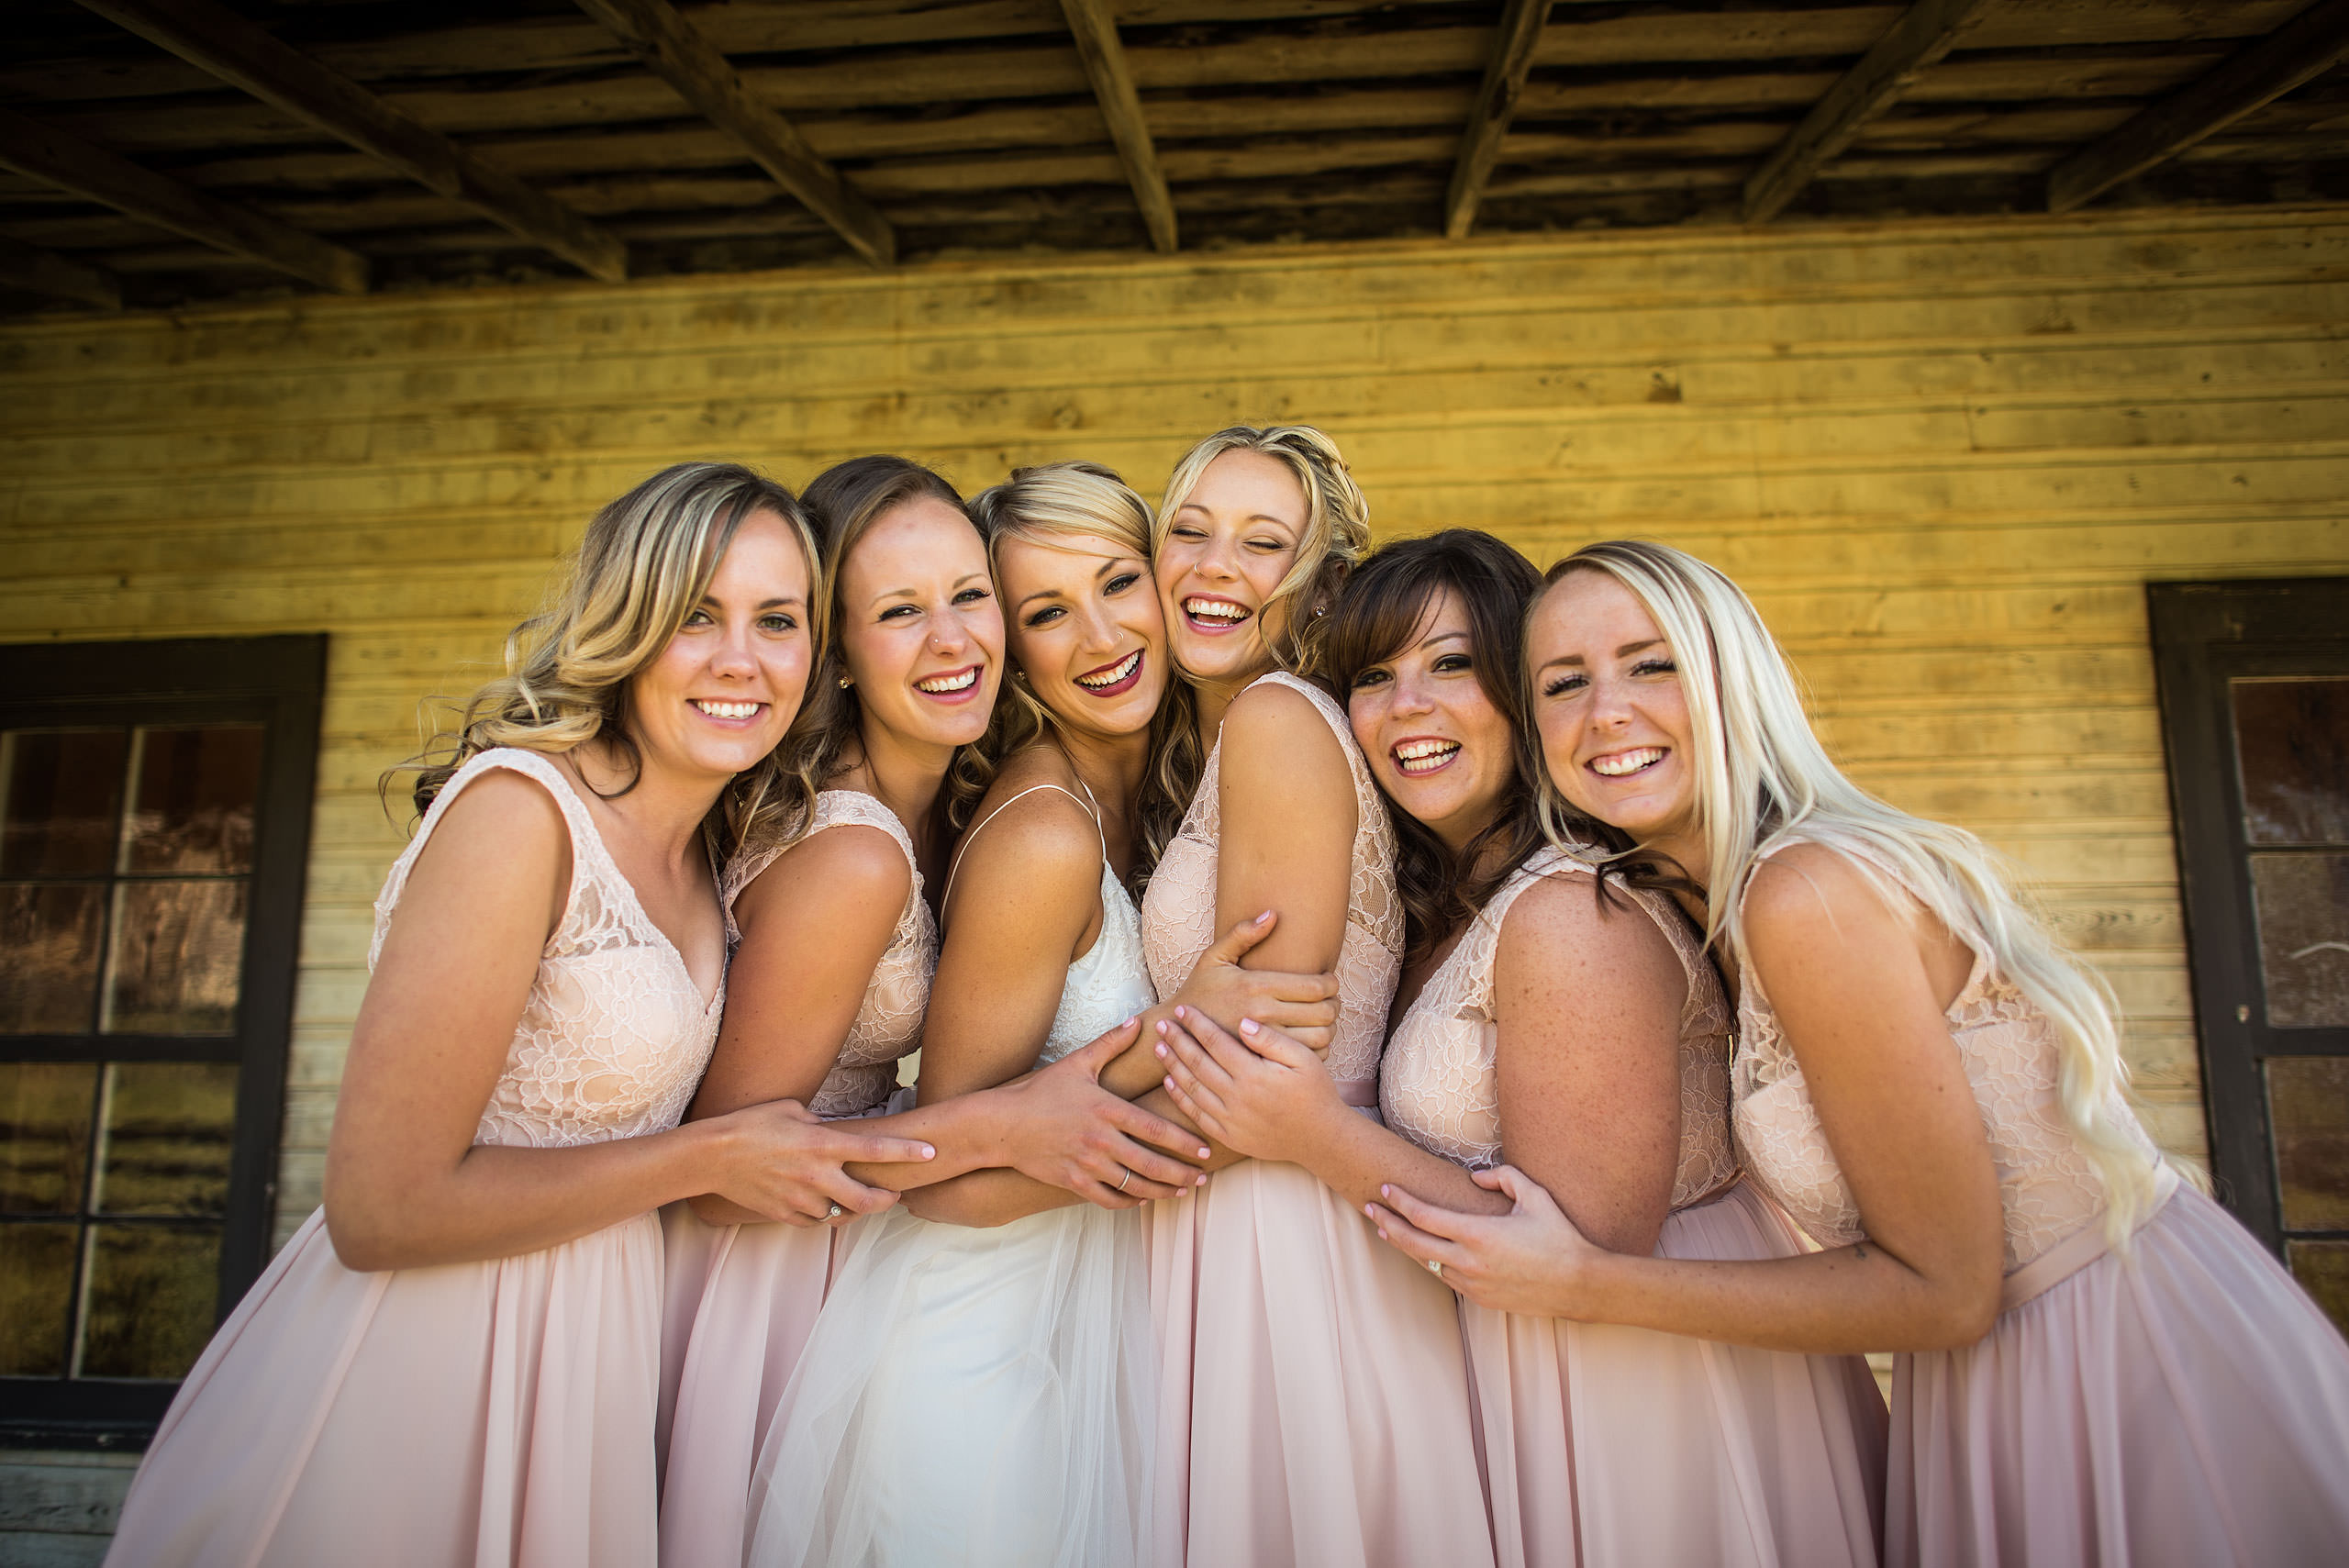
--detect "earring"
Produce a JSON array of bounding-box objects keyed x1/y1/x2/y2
[{"x1": 838, "y1": 674, "x2": 852, "y2": 688}]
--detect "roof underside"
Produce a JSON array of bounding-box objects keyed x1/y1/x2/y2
[{"x1": 4, "y1": 0, "x2": 2347, "y2": 315}]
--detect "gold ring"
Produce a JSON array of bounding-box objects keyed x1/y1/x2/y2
[{"x1": 1425, "y1": 1258, "x2": 1443, "y2": 1277}]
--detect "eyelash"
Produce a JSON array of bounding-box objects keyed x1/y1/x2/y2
[{"x1": 1542, "y1": 658, "x2": 1676, "y2": 697}]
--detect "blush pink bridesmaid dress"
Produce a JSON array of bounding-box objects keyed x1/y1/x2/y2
[
  {"x1": 656, "y1": 789, "x2": 936, "y2": 1568},
  {"x1": 105, "y1": 748, "x2": 722, "y2": 1567},
  {"x1": 1734, "y1": 839, "x2": 2349, "y2": 1568},
  {"x1": 1382, "y1": 847, "x2": 1888, "y2": 1568},
  {"x1": 1141, "y1": 671, "x2": 1494, "y2": 1568}
]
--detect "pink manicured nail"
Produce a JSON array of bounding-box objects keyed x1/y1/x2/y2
[
  {"x1": 1155, "y1": 1043, "x2": 1167, "y2": 1058},
  {"x1": 1256, "y1": 910, "x2": 1273, "y2": 923},
  {"x1": 1240, "y1": 1018, "x2": 1259, "y2": 1036},
  {"x1": 919, "y1": 1146, "x2": 935, "y2": 1159},
  {"x1": 1380, "y1": 1184, "x2": 1391, "y2": 1197},
  {"x1": 1197, "y1": 1148, "x2": 1210, "y2": 1160},
  {"x1": 1364, "y1": 1204, "x2": 1376, "y2": 1218}
]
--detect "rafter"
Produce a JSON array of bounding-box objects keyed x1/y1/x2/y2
[
  {"x1": 2049, "y1": 0, "x2": 2349, "y2": 214},
  {"x1": 1444, "y1": 0, "x2": 1552, "y2": 240},
  {"x1": 1057, "y1": 0, "x2": 1177, "y2": 253},
  {"x1": 0, "y1": 106, "x2": 366, "y2": 295},
  {"x1": 1742, "y1": 0, "x2": 1993, "y2": 225},
  {"x1": 573, "y1": 0, "x2": 894, "y2": 267},
  {"x1": 76, "y1": 0, "x2": 625, "y2": 282},
  {"x1": 0, "y1": 235, "x2": 121, "y2": 310}
]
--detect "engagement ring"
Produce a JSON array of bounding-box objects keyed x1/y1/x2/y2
[
  {"x1": 826, "y1": 1203, "x2": 844, "y2": 1219},
  {"x1": 1425, "y1": 1259, "x2": 1442, "y2": 1277}
]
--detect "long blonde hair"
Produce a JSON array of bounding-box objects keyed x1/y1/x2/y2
[
  {"x1": 1532, "y1": 539, "x2": 2178, "y2": 1246},
  {"x1": 966, "y1": 460, "x2": 1197, "y2": 887},
  {"x1": 1153, "y1": 424, "x2": 1373, "y2": 681},
  {"x1": 389, "y1": 461, "x2": 820, "y2": 862}
]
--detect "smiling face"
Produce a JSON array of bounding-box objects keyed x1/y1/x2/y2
[
  {"x1": 1153, "y1": 448, "x2": 1310, "y2": 690},
  {"x1": 997, "y1": 530, "x2": 1169, "y2": 743},
  {"x1": 625, "y1": 507, "x2": 814, "y2": 784},
  {"x1": 1346, "y1": 586, "x2": 1520, "y2": 853},
  {"x1": 1525, "y1": 568, "x2": 1698, "y2": 856},
  {"x1": 834, "y1": 495, "x2": 1005, "y2": 755}
]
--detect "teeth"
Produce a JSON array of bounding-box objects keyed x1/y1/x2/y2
[
  {"x1": 1184, "y1": 597, "x2": 1250, "y2": 623},
  {"x1": 1076, "y1": 651, "x2": 1141, "y2": 689},
  {"x1": 1591, "y1": 747, "x2": 1664, "y2": 777},
  {"x1": 917, "y1": 667, "x2": 978, "y2": 694},
  {"x1": 695, "y1": 700, "x2": 762, "y2": 719},
  {"x1": 1394, "y1": 739, "x2": 1461, "y2": 774}
]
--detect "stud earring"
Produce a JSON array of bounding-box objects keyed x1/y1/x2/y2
[{"x1": 838, "y1": 674, "x2": 853, "y2": 688}]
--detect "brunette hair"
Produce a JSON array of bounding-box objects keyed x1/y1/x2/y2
[
  {"x1": 1320, "y1": 529, "x2": 1547, "y2": 963},
  {"x1": 759, "y1": 454, "x2": 982, "y2": 856},
  {"x1": 966, "y1": 461, "x2": 1198, "y2": 889},
  {"x1": 387, "y1": 461, "x2": 819, "y2": 863}
]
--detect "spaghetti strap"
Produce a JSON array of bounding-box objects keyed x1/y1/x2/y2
[{"x1": 943, "y1": 780, "x2": 1103, "y2": 906}]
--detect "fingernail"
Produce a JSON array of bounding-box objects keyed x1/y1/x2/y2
[
  {"x1": 1174, "y1": 1005, "x2": 1186, "y2": 1019},
  {"x1": 1364, "y1": 1204, "x2": 1376, "y2": 1218},
  {"x1": 1197, "y1": 1147, "x2": 1211, "y2": 1160},
  {"x1": 1156, "y1": 1019, "x2": 1167, "y2": 1035},
  {"x1": 920, "y1": 1146, "x2": 935, "y2": 1159},
  {"x1": 1380, "y1": 1184, "x2": 1391, "y2": 1197},
  {"x1": 1240, "y1": 1018, "x2": 1259, "y2": 1036},
  {"x1": 1195, "y1": 1173, "x2": 1207, "y2": 1184},
  {"x1": 1256, "y1": 910, "x2": 1273, "y2": 923},
  {"x1": 1155, "y1": 1043, "x2": 1167, "y2": 1058}
]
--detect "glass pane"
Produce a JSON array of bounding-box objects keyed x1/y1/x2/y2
[
  {"x1": 0, "y1": 728, "x2": 128, "y2": 876},
  {"x1": 2233, "y1": 677, "x2": 2349, "y2": 846},
  {"x1": 124, "y1": 726, "x2": 264, "y2": 875},
  {"x1": 2268, "y1": 1057, "x2": 2349, "y2": 1231},
  {"x1": 78, "y1": 1223, "x2": 217, "y2": 1379},
  {"x1": 102, "y1": 879, "x2": 246, "y2": 1035},
  {"x1": 2250, "y1": 852, "x2": 2349, "y2": 1029},
  {"x1": 0, "y1": 1221, "x2": 79, "y2": 1374},
  {"x1": 0, "y1": 1062, "x2": 96, "y2": 1214},
  {"x1": 94, "y1": 1062, "x2": 238, "y2": 1217},
  {"x1": 2287, "y1": 1240, "x2": 2349, "y2": 1340},
  {"x1": 0, "y1": 882, "x2": 105, "y2": 1034}
]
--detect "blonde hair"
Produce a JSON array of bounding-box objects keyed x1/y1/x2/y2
[
  {"x1": 1532, "y1": 539, "x2": 2180, "y2": 1247},
  {"x1": 390, "y1": 461, "x2": 820, "y2": 862},
  {"x1": 967, "y1": 461, "x2": 1197, "y2": 886},
  {"x1": 1153, "y1": 425, "x2": 1372, "y2": 679}
]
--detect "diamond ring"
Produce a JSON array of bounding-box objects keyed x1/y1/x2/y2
[
  {"x1": 826, "y1": 1203, "x2": 844, "y2": 1219},
  {"x1": 1425, "y1": 1259, "x2": 1443, "y2": 1277}
]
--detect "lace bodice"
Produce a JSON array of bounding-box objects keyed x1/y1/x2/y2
[
  {"x1": 1731, "y1": 840, "x2": 2172, "y2": 1273},
  {"x1": 1141, "y1": 672, "x2": 1404, "y2": 1089},
  {"x1": 1382, "y1": 849, "x2": 1739, "y2": 1208},
  {"x1": 722, "y1": 790, "x2": 937, "y2": 1118},
  {"x1": 369, "y1": 748, "x2": 721, "y2": 1150}
]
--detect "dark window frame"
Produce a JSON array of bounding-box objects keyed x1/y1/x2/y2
[
  {"x1": 2149, "y1": 579, "x2": 2349, "y2": 1254},
  {"x1": 1, "y1": 635, "x2": 323, "y2": 1445}
]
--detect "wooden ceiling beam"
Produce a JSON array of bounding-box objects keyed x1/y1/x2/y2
[
  {"x1": 1742, "y1": 0, "x2": 1994, "y2": 225},
  {"x1": 75, "y1": 0, "x2": 626, "y2": 282},
  {"x1": 1057, "y1": 0, "x2": 1177, "y2": 252},
  {"x1": 0, "y1": 106, "x2": 366, "y2": 294},
  {"x1": 1444, "y1": 0, "x2": 1551, "y2": 239},
  {"x1": 0, "y1": 233, "x2": 121, "y2": 309},
  {"x1": 572, "y1": 0, "x2": 894, "y2": 267},
  {"x1": 2047, "y1": 0, "x2": 2349, "y2": 214}
]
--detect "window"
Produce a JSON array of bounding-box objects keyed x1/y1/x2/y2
[
  {"x1": 2151, "y1": 580, "x2": 2349, "y2": 1334},
  {"x1": 0, "y1": 637, "x2": 322, "y2": 1440}
]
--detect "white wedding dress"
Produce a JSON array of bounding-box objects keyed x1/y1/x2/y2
[{"x1": 742, "y1": 784, "x2": 1158, "y2": 1568}]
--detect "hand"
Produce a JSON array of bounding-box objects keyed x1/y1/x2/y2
[
  {"x1": 703, "y1": 1098, "x2": 938, "y2": 1226},
  {"x1": 1170, "y1": 911, "x2": 1341, "y2": 1053},
  {"x1": 993, "y1": 1019, "x2": 1212, "y2": 1209},
  {"x1": 1366, "y1": 1164, "x2": 1603, "y2": 1318},
  {"x1": 1154, "y1": 1006, "x2": 1340, "y2": 1163}
]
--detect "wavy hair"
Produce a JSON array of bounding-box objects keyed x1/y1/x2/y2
[
  {"x1": 1320, "y1": 529, "x2": 1547, "y2": 965},
  {"x1": 1153, "y1": 424, "x2": 1373, "y2": 682},
  {"x1": 966, "y1": 460, "x2": 1199, "y2": 890},
  {"x1": 387, "y1": 461, "x2": 819, "y2": 863},
  {"x1": 757, "y1": 454, "x2": 982, "y2": 859},
  {"x1": 1531, "y1": 539, "x2": 2180, "y2": 1247}
]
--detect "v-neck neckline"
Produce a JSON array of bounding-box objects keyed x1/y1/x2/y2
[{"x1": 538, "y1": 761, "x2": 726, "y2": 1016}]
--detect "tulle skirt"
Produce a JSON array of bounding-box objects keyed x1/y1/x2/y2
[
  {"x1": 657, "y1": 1203, "x2": 841, "y2": 1567},
  {"x1": 743, "y1": 1197, "x2": 1154, "y2": 1568},
  {"x1": 1466, "y1": 1180, "x2": 1887, "y2": 1568},
  {"x1": 1893, "y1": 1184, "x2": 2349, "y2": 1567},
  {"x1": 105, "y1": 1206, "x2": 662, "y2": 1568},
  {"x1": 1146, "y1": 1155, "x2": 1495, "y2": 1568}
]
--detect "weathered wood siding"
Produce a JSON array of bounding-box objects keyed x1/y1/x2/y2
[{"x1": 4, "y1": 208, "x2": 2343, "y2": 1249}]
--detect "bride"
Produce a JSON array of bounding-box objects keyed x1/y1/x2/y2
[{"x1": 743, "y1": 462, "x2": 1334, "y2": 1567}]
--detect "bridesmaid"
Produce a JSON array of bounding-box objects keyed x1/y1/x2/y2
[
  {"x1": 1118, "y1": 427, "x2": 1493, "y2": 1567},
  {"x1": 660, "y1": 456, "x2": 1206, "y2": 1566},
  {"x1": 104, "y1": 462, "x2": 936, "y2": 1567},
  {"x1": 1157, "y1": 529, "x2": 1887, "y2": 1568},
  {"x1": 1372, "y1": 539, "x2": 2349, "y2": 1566}
]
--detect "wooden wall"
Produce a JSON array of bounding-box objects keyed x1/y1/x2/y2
[{"x1": 4, "y1": 206, "x2": 2343, "y2": 1253}]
